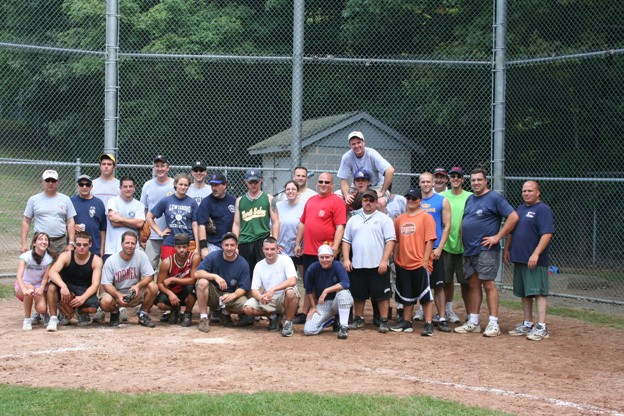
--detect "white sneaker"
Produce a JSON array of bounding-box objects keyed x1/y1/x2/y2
[
  {"x1": 23, "y1": 318, "x2": 33, "y2": 331},
  {"x1": 413, "y1": 308, "x2": 424, "y2": 321},
  {"x1": 446, "y1": 310, "x2": 461, "y2": 323},
  {"x1": 119, "y1": 308, "x2": 129, "y2": 322},
  {"x1": 92, "y1": 307, "x2": 105, "y2": 323},
  {"x1": 527, "y1": 324, "x2": 549, "y2": 341},
  {"x1": 508, "y1": 323, "x2": 533, "y2": 336},
  {"x1": 454, "y1": 321, "x2": 481, "y2": 334},
  {"x1": 47, "y1": 316, "x2": 59, "y2": 332},
  {"x1": 483, "y1": 322, "x2": 501, "y2": 337}
]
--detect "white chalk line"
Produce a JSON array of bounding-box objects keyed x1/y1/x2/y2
[
  {"x1": 365, "y1": 367, "x2": 623, "y2": 416},
  {"x1": 0, "y1": 345, "x2": 88, "y2": 360}
]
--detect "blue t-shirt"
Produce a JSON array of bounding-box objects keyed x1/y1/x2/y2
[
  {"x1": 510, "y1": 201, "x2": 555, "y2": 267},
  {"x1": 197, "y1": 250, "x2": 250, "y2": 292},
  {"x1": 71, "y1": 195, "x2": 106, "y2": 255},
  {"x1": 421, "y1": 193, "x2": 444, "y2": 249},
  {"x1": 196, "y1": 194, "x2": 236, "y2": 244},
  {"x1": 150, "y1": 194, "x2": 197, "y2": 246},
  {"x1": 304, "y1": 260, "x2": 350, "y2": 301},
  {"x1": 461, "y1": 191, "x2": 514, "y2": 256}
]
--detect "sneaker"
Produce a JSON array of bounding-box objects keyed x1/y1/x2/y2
[
  {"x1": 138, "y1": 313, "x2": 156, "y2": 328},
  {"x1": 198, "y1": 317, "x2": 210, "y2": 333},
  {"x1": 47, "y1": 315, "x2": 59, "y2": 332},
  {"x1": 527, "y1": 324, "x2": 549, "y2": 341},
  {"x1": 268, "y1": 314, "x2": 283, "y2": 331},
  {"x1": 292, "y1": 313, "x2": 307, "y2": 325},
  {"x1": 508, "y1": 323, "x2": 533, "y2": 337},
  {"x1": 236, "y1": 313, "x2": 255, "y2": 327},
  {"x1": 181, "y1": 312, "x2": 192, "y2": 327},
  {"x1": 378, "y1": 319, "x2": 390, "y2": 334},
  {"x1": 337, "y1": 326, "x2": 348, "y2": 340},
  {"x1": 413, "y1": 308, "x2": 424, "y2": 321},
  {"x1": 77, "y1": 312, "x2": 90, "y2": 327},
  {"x1": 421, "y1": 322, "x2": 434, "y2": 337},
  {"x1": 396, "y1": 308, "x2": 404, "y2": 322},
  {"x1": 348, "y1": 316, "x2": 365, "y2": 330},
  {"x1": 437, "y1": 320, "x2": 452, "y2": 333},
  {"x1": 30, "y1": 312, "x2": 42, "y2": 325},
  {"x1": 390, "y1": 320, "x2": 414, "y2": 333},
  {"x1": 446, "y1": 310, "x2": 461, "y2": 323},
  {"x1": 168, "y1": 307, "x2": 180, "y2": 325},
  {"x1": 109, "y1": 312, "x2": 120, "y2": 327},
  {"x1": 23, "y1": 318, "x2": 33, "y2": 331},
  {"x1": 42, "y1": 312, "x2": 50, "y2": 327},
  {"x1": 219, "y1": 313, "x2": 234, "y2": 328},
  {"x1": 281, "y1": 321, "x2": 294, "y2": 337},
  {"x1": 210, "y1": 310, "x2": 221, "y2": 323},
  {"x1": 92, "y1": 307, "x2": 105, "y2": 323},
  {"x1": 119, "y1": 308, "x2": 129, "y2": 322},
  {"x1": 483, "y1": 322, "x2": 501, "y2": 337},
  {"x1": 454, "y1": 321, "x2": 481, "y2": 334},
  {"x1": 160, "y1": 311, "x2": 171, "y2": 322},
  {"x1": 58, "y1": 312, "x2": 70, "y2": 325},
  {"x1": 432, "y1": 313, "x2": 440, "y2": 323},
  {"x1": 373, "y1": 314, "x2": 381, "y2": 327}
]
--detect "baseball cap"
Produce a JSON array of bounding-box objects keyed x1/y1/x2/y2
[
  {"x1": 348, "y1": 131, "x2": 364, "y2": 141},
  {"x1": 42, "y1": 170, "x2": 58, "y2": 181},
  {"x1": 433, "y1": 167, "x2": 447, "y2": 177},
  {"x1": 404, "y1": 189, "x2": 422, "y2": 199},
  {"x1": 221, "y1": 232, "x2": 238, "y2": 243},
  {"x1": 362, "y1": 189, "x2": 378, "y2": 201},
  {"x1": 192, "y1": 161, "x2": 206, "y2": 171},
  {"x1": 245, "y1": 169, "x2": 262, "y2": 181},
  {"x1": 208, "y1": 173, "x2": 227, "y2": 184},
  {"x1": 318, "y1": 244, "x2": 333, "y2": 256},
  {"x1": 99, "y1": 153, "x2": 116, "y2": 165},
  {"x1": 76, "y1": 174, "x2": 92, "y2": 183},
  {"x1": 353, "y1": 168, "x2": 371, "y2": 180},
  {"x1": 448, "y1": 166, "x2": 464, "y2": 176},
  {"x1": 153, "y1": 154, "x2": 168, "y2": 164},
  {"x1": 173, "y1": 233, "x2": 190, "y2": 246}
]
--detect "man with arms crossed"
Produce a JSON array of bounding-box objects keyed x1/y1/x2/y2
[
  {"x1": 504, "y1": 180, "x2": 555, "y2": 341},
  {"x1": 455, "y1": 168, "x2": 518, "y2": 337}
]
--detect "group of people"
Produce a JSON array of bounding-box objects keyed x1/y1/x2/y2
[{"x1": 16, "y1": 130, "x2": 555, "y2": 341}]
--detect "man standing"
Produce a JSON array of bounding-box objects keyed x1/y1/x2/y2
[
  {"x1": 504, "y1": 181, "x2": 555, "y2": 341},
  {"x1": 92, "y1": 154, "x2": 120, "y2": 208},
  {"x1": 433, "y1": 167, "x2": 449, "y2": 194},
  {"x1": 71, "y1": 175, "x2": 107, "y2": 257},
  {"x1": 413, "y1": 172, "x2": 452, "y2": 332},
  {"x1": 342, "y1": 190, "x2": 395, "y2": 333},
  {"x1": 390, "y1": 189, "x2": 437, "y2": 336},
  {"x1": 338, "y1": 131, "x2": 395, "y2": 211},
  {"x1": 232, "y1": 169, "x2": 279, "y2": 274},
  {"x1": 22, "y1": 169, "x2": 76, "y2": 258},
  {"x1": 304, "y1": 245, "x2": 353, "y2": 340},
  {"x1": 104, "y1": 176, "x2": 146, "y2": 260},
  {"x1": 195, "y1": 232, "x2": 251, "y2": 332},
  {"x1": 385, "y1": 183, "x2": 407, "y2": 321},
  {"x1": 100, "y1": 231, "x2": 158, "y2": 327},
  {"x1": 46, "y1": 231, "x2": 103, "y2": 331},
  {"x1": 275, "y1": 166, "x2": 317, "y2": 204},
  {"x1": 440, "y1": 167, "x2": 471, "y2": 324},
  {"x1": 242, "y1": 237, "x2": 299, "y2": 337},
  {"x1": 154, "y1": 233, "x2": 200, "y2": 327},
  {"x1": 140, "y1": 154, "x2": 174, "y2": 269},
  {"x1": 197, "y1": 173, "x2": 236, "y2": 258},
  {"x1": 187, "y1": 160, "x2": 210, "y2": 205},
  {"x1": 455, "y1": 168, "x2": 518, "y2": 337}
]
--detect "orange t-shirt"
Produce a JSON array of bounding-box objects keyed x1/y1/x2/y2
[{"x1": 394, "y1": 211, "x2": 437, "y2": 272}]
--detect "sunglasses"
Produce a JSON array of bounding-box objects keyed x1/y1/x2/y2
[
  {"x1": 362, "y1": 198, "x2": 376, "y2": 203},
  {"x1": 192, "y1": 169, "x2": 206, "y2": 173},
  {"x1": 318, "y1": 180, "x2": 331, "y2": 184},
  {"x1": 78, "y1": 182, "x2": 91, "y2": 187},
  {"x1": 75, "y1": 243, "x2": 90, "y2": 248},
  {"x1": 44, "y1": 178, "x2": 57, "y2": 183},
  {"x1": 405, "y1": 195, "x2": 420, "y2": 201}
]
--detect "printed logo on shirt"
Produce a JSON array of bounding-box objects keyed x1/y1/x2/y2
[
  {"x1": 526, "y1": 211, "x2": 535, "y2": 218},
  {"x1": 228, "y1": 204, "x2": 235, "y2": 213},
  {"x1": 241, "y1": 206, "x2": 267, "y2": 222},
  {"x1": 421, "y1": 203, "x2": 437, "y2": 214},
  {"x1": 400, "y1": 222, "x2": 416, "y2": 235},
  {"x1": 128, "y1": 211, "x2": 136, "y2": 218},
  {"x1": 476, "y1": 209, "x2": 483, "y2": 217},
  {"x1": 89, "y1": 206, "x2": 96, "y2": 218},
  {"x1": 318, "y1": 209, "x2": 326, "y2": 218}
]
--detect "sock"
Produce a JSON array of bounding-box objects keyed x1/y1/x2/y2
[
  {"x1": 338, "y1": 307, "x2": 350, "y2": 327},
  {"x1": 396, "y1": 302, "x2": 403, "y2": 309},
  {"x1": 418, "y1": 305, "x2": 423, "y2": 313},
  {"x1": 439, "y1": 317, "x2": 446, "y2": 322},
  {"x1": 445, "y1": 302, "x2": 453, "y2": 312},
  {"x1": 537, "y1": 322, "x2": 546, "y2": 329},
  {"x1": 489, "y1": 316, "x2": 498, "y2": 324},
  {"x1": 200, "y1": 313, "x2": 208, "y2": 319},
  {"x1": 120, "y1": 307, "x2": 126, "y2": 311},
  {"x1": 523, "y1": 320, "x2": 534, "y2": 328},
  {"x1": 139, "y1": 310, "x2": 147, "y2": 317},
  {"x1": 469, "y1": 313, "x2": 480, "y2": 325}
]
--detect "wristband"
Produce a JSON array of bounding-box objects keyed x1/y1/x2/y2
[
  {"x1": 199, "y1": 240, "x2": 208, "y2": 249},
  {"x1": 68, "y1": 241, "x2": 75, "y2": 246}
]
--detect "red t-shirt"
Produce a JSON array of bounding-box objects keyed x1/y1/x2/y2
[
  {"x1": 394, "y1": 211, "x2": 437, "y2": 272},
  {"x1": 300, "y1": 194, "x2": 347, "y2": 255}
]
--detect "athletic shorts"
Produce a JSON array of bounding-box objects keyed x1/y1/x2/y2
[
  {"x1": 155, "y1": 284, "x2": 196, "y2": 307},
  {"x1": 443, "y1": 251, "x2": 467, "y2": 284},
  {"x1": 349, "y1": 267, "x2": 392, "y2": 301},
  {"x1": 49, "y1": 282, "x2": 100, "y2": 309},
  {"x1": 238, "y1": 238, "x2": 265, "y2": 274},
  {"x1": 243, "y1": 286, "x2": 300, "y2": 314},
  {"x1": 394, "y1": 265, "x2": 433, "y2": 306},
  {"x1": 207, "y1": 283, "x2": 247, "y2": 313},
  {"x1": 513, "y1": 263, "x2": 549, "y2": 297},
  {"x1": 429, "y1": 257, "x2": 449, "y2": 288},
  {"x1": 302, "y1": 254, "x2": 318, "y2": 276},
  {"x1": 463, "y1": 250, "x2": 500, "y2": 281}
]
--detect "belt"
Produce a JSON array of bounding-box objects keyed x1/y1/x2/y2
[{"x1": 49, "y1": 235, "x2": 67, "y2": 242}]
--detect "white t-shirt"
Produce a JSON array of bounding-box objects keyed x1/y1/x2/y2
[
  {"x1": 19, "y1": 250, "x2": 54, "y2": 287},
  {"x1": 92, "y1": 177, "x2": 120, "y2": 208},
  {"x1": 343, "y1": 210, "x2": 396, "y2": 269},
  {"x1": 105, "y1": 196, "x2": 145, "y2": 255},
  {"x1": 251, "y1": 254, "x2": 297, "y2": 296}
]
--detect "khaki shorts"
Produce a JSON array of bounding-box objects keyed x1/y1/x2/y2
[
  {"x1": 99, "y1": 286, "x2": 148, "y2": 308},
  {"x1": 208, "y1": 283, "x2": 247, "y2": 313},
  {"x1": 243, "y1": 286, "x2": 300, "y2": 314}
]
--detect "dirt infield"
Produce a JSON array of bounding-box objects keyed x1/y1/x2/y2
[{"x1": 1, "y1": 293, "x2": 622, "y2": 416}]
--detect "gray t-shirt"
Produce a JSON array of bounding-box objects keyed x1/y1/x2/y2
[
  {"x1": 140, "y1": 178, "x2": 174, "y2": 240},
  {"x1": 23, "y1": 192, "x2": 76, "y2": 238},
  {"x1": 337, "y1": 147, "x2": 392, "y2": 188},
  {"x1": 92, "y1": 177, "x2": 120, "y2": 208},
  {"x1": 102, "y1": 250, "x2": 154, "y2": 292}
]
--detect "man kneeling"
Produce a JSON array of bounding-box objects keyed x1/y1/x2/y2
[
  {"x1": 303, "y1": 245, "x2": 353, "y2": 340},
  {"x1": 100, "y1": 231, "x2": 158, "y2": 327}
]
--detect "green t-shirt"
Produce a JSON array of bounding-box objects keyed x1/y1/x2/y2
[{"x1": 441, "y1": 189, "x2": 472, "y2": 254}]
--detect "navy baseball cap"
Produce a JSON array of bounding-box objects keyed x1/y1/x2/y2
[
  {"x1": 208, "y1": 173, "x2": 227, "y2": 184},
  {"x1": 448, "y1": 166, "x2": 464, "y2": 176},
  {"x1": 405, "y1": 189, "x2": 422, "y2": 199},
  {"x1": 76, "y1": 175, "x2": 92, "y2": 183},
  {"x1": 353, "y1": 168, "x2": 371, "y2": 180},
  {"x1": 245, "y1": 169, "x2": 262, "y2": 181}
]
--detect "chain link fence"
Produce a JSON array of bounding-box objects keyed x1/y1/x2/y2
[{"x1": 1, "y1": 1, "x2": 623, "y2": 304}]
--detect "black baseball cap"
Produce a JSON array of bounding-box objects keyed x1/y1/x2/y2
[
  {"x1": 154, "y1": 154, "x2": 168, "y2": 164},
  {"x1": 192, "y1": 161, "x2": 206, "y2": 171}
]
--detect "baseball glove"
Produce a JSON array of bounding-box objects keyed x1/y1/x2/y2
[
  {"x1": 205, "y1": 217, "x2": 217, "y2": 235},
  {"x1": 139, "y1": 221, "x2": 151, "y2": 243},
  {"x1": 59, "y1": 292, "x2": 76, "y2": 320}
]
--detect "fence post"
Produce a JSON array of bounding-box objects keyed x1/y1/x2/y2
[
  {"x1": 104, "y1": 0, "x2": 119, "y2": 160},
  {"x1": 290, "y1": 0, "x2": 304, "y2": 171}
]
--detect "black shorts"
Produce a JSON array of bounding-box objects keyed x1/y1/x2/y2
[
  {"x1": 430, "y1": 257, "x2": 449, "y2": 288},
  {"x1": 155, "y1": 285, "x2": 197, "y2": 307},
  {"x1": 349, "y1": 267, "x2": 392, "y2": 301},
  {"x1": 302, "y1": 254, "x2": 318, "y2": 276},
  {"x1": 238, "y1": 238, "x2": 265, "y2": 274},
  {"x1": 50, "y1": 282, "x2": 99, "y2": 309},
  {"x1": 394, "y1": 265, "x2": 433, "y2": 306},
  {"x1": 290, "y1": 255, "x2": 303, "y2": 266}
]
